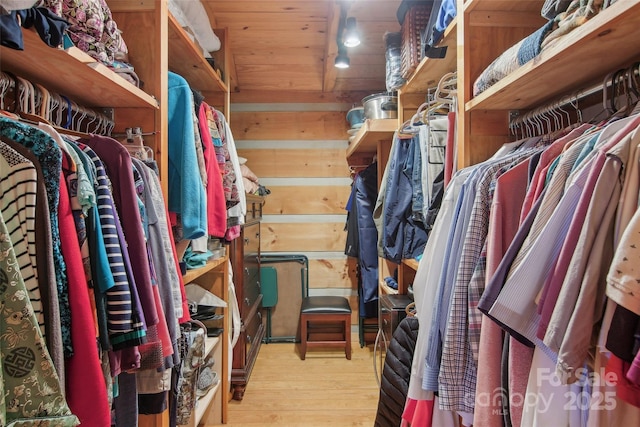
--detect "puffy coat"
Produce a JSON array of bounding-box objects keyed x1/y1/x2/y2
[{"x1": 374, "y1": 315, "x2": 419, "y2": 427}]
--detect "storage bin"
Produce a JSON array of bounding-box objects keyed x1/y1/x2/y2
[{"x1": 400, "y1": 4, "x2": 432, "y2": 79}]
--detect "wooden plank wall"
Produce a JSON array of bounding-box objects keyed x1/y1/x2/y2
[{"x1": 230, "y1": 93, "x2": 362, "y2": 322}]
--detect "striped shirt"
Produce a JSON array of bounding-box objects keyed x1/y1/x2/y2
[
  {"x1": 77, "y1": 142, "x2": 146, "y2": 349},
  {"x1": 0, "y1": 142, "x2": 43, "y2": 336}
]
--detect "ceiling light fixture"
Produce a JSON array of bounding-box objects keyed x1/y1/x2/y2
[
  {"x1": 335, "y1": 49, "x2": 350, "y2": 68},
  {"x1": 334, "y1": 3, "x2": 357, "y2": 69},
  {"x1": 343, "y1": 17, "x2": 361, "y2": 47}
]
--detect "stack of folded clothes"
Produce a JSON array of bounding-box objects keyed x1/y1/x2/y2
[{"x1": 473, "y1": 0, "x2": 610, "y2": 97}]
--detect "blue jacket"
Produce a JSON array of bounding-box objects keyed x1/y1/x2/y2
[{"x1": 167, "y1": 72, "x2": 207, "y2": 239}]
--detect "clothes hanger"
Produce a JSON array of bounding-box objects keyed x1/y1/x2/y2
[
  {"x1": 11, "y1": 76, "x2": 56, "y2": 126},
  {"x1": 83, "y1": 110, "x2": 98, "y2": 134},
  {"x1": 70, "y1": 102, "x2": 85, "y2": 131},
  {"x1": 606, "y1": 68, "x2": 635, "y2": 120},
  {"x1": 397, "y1": 102, "x2": 428, "y2": 137},
  {"x1": 49, "y1": 93, "x2": 64, "y2": 127},
  {"x1": 587, "y1": 71, "x2": 617, "y2": 125},
  {"x1": 34, "y1": 83, "x2": 50, "y2": 120}
]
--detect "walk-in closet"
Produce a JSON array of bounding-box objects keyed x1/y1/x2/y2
[{"x1": 1, "y1": 0, "x2": 640, "y2": 426}]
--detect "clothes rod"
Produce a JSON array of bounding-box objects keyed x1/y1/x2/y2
[{"x1": 510, "y1": 63, "x2": 640, "y2": 126}]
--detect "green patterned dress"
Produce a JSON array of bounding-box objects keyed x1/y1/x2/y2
[{"x1": 0, "y1": 213, "x2": 79, "y2": 426}]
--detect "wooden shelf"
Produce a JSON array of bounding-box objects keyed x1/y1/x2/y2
[
  {"x1": 0, "y1": 28, "x2": 158, "y2": 109},
  {"x1": 192, "y1": 378, "x2": 221, "y2": 426},
  {"x1": 464, "y1": 0, "x2": 543, "y2": 14},
  {"x1": 466, "y1": 0, "x2": 640, "y2": 111},
  {"x1": 379, "y1": 281, "x2": 399, "y2": 296},
  {"x1": 204, "y1": 335, "x2": 221, "y2": 359},
  {"x1": 168, "y1": 13, "x2": 228, "y2": 94},
  {"x1": 401, "y1": 18, "x2": 458, "y2": 94},
  {"x1": 345, "y1": 118, "x2": 397, "y2": 161},
  {"x1": 182, "y1": 253, "x2": 228, "y2": 284},
  {"x1": 402, "y1": 258, "x2": 420, "y2": 271}
]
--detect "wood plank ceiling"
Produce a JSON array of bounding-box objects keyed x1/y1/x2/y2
[{"x1": 202, "y1": 0, "x2": 402, "y2": 96}]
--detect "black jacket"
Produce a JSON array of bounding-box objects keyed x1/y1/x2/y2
[{"x1": 374, "y1": 315, "x2": 419, "y2": 427}]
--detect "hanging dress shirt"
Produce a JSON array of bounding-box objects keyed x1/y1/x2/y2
[
  {"x1": 423, "y1": 165, "x2": 477, "y2": 393},
  {"x1": 474, "y1": 157, "x2": 530, "y2": 427},
  {"x1": 546, "y1": 119, "x2": 640, "y2": 378},
  {"x1": 404, "y1": 168, "x2": 470, "y2": 427},
  {"x1": 488, "y1": 152, "x2": 596, "y2": 351},
  {"x1": 438, "y1": 147, "x2": 535, "y2": 413}
]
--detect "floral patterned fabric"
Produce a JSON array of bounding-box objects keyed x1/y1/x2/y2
[
  {"x1": 43, "y1": 0, "x2": 129, "y2": 64},
  {"x1": 0, "y1": 212, "x2": 79, "y2": 426},
  {"x1": 0, "y1": 117, "x2": 72, "y2": 358},
  {"x1": 206, "y1": 106, "x2": 239, "y2": 208}
]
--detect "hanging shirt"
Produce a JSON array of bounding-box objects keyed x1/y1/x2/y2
[
  {"x1": 423, "y1": 165, "x2": 477, "y2": 393},
  {"x1": 607, "y1": 124, "x2": 640, "y2": 316},
  {"x1": 0, "y1": 117, "x2": 73, "y2": 357},
  {"x1": 58, "y1": 168, "x2": 111, "y2": 427},
  {"x1": 218, "y1": 110, "x2": 246, "y2": 222},
  {"x1": 474, "y1": 157, "x2": 531, "y2": 427},
  {"x1": 81, "y1": 134, "x2": 159, "y2": 329},
  {"x1": 198, "y1": 103, "x2": 227, "y2": 237},
  {"x1": 407, "y1": 167, "x2": 470, "y2": 404},
  {"x1": 76, "y1": 142, "x2": 146, "y2": 351},
  {"x1": 133, "y1": 158, "x2": 181, "y2": 366},
  {"x1": 543, "y1": 120, "x2": 640, "y2": 380},
  {"x1": 438, "y1": 147, "x2": 535, "y2": 413}
]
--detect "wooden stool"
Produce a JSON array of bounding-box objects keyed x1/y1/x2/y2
[{"x1": 300, "y1": 295, "x2": 352, "y2": 360}]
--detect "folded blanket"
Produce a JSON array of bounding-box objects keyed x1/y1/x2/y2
[
  {"x1": 473, "y1": 20, "x2": 555, "y2": 96},
  {"x1": 473, "y1": 0, "x2": 606, "y2": 97}
]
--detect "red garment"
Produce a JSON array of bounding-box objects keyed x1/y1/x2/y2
[
  {"x1": 629, "y1": 350, "x2": 640, "y2": 387},
  {"x1": 607, "y1": 355, "x2": 640, "y2": 408},
  {"x1": 444, "y1": 112, "x2": 456, "y2": 188},
  {"x1": 402, "y1": 397, "x2": 434, "y2": 426},
  {"x1": 58, "y1": 171, "x2": 110, "y2": 426},
  {"x1": 198, "y1": 102, "x2": 227, "y2": 237}
]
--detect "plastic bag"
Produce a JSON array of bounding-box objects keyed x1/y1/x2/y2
[{"x1": 385, "y1": 32, "x2": 406, "y2": 92}]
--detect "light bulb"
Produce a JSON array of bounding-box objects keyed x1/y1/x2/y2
[
  {"x1": 343, "y1": 17, "x2": 360, "y2": 48},
  {"x1": 335, "y1": 52, "x2": 350, "y2": 68}
]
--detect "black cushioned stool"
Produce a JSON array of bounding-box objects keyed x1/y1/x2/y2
[{"x1": 300, "y1": 295, "x2": 352, "y2": 360}]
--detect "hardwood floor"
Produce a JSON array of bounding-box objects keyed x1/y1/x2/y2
[{"x1": 223, "y1": 338, "x2": 381, "y2": 426}]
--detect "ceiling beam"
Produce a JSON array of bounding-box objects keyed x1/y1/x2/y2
[{"x1": 322, "y1": 1, "x2": 341, "y2": 93}]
